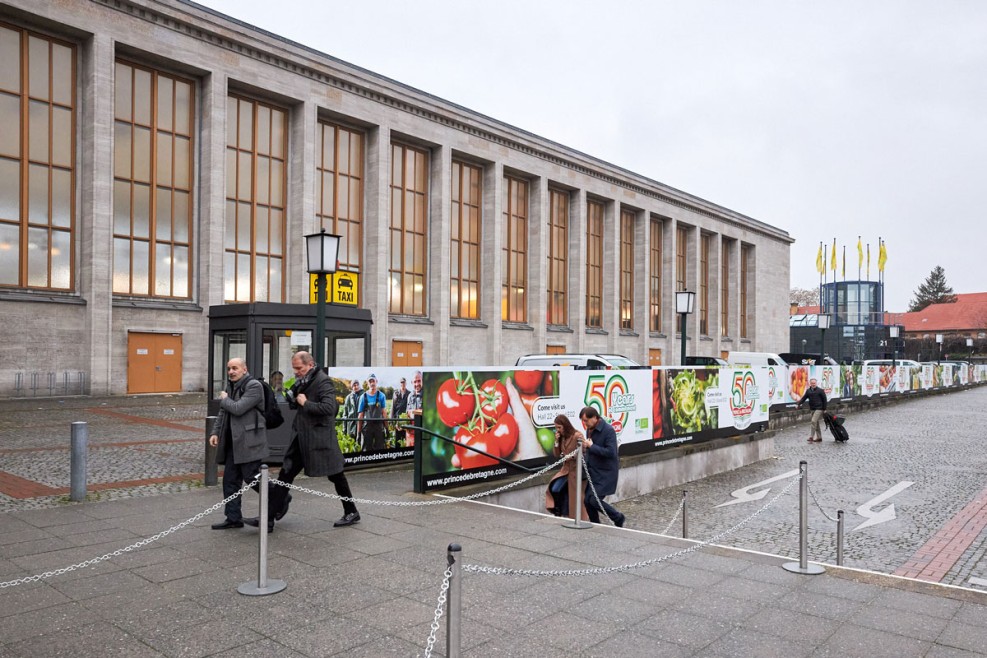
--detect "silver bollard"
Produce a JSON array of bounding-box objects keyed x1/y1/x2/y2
[
  {"x1": 682, "y1": 489, "x2": 689, "y2": 539},
  {"x1": 238, "y1": 465, "x2": 287, "y2": 596},
  {"x1": 70, "y1": 422, "x2": 88, "y2": 502},
  {"x1": 564, "y1": 443, "x2": 590, "y2": 529},
  {"x1": 783, "y1": 460, "x2": 825, "y2": 575},
  {"x1": 447, "y1": 544, "x2": 462, "y2": 658},
  {"x1": 836, "y1": 509, "x2": 845, "y2": 566},
  {"x1": 204, "y1": 416, "x2": 218, "y2": 487}
]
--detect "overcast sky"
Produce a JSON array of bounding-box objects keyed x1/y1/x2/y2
[{"x1": 198, "y1": 0, "x2": 986, "y2": 312}]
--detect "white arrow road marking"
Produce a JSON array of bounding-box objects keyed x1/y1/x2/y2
[
  {"x1": 969, "y1": 577, "x2": 987, "y2": 588},
  {"x1": 715, "y1": 469, "x2": 800, "y2": 507},
  {"x1": 853, "y1": 481, "x2": 915, "y2": 531}
]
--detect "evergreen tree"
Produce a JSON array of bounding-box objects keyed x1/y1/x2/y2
[{"x1": 908, "y1": 266, "x2": 957, "y2": 312}]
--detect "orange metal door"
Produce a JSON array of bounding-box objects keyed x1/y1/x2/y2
[
  {"x1": 649, "y1": 349, "x2": 663, "y2": 366},
  {"x1": 128, "y1": 333, "x2": 157, "y2": 394},
  {"x1": 154, "y1": 334, "x2": 183, "y2": 392},
  {"x1": 391, "y1": 340, "x2": 423, "y2": 367}
]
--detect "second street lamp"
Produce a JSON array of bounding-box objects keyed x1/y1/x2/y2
[
  {"x1": 817, "y1": 313, "x2": 831, "y2": 358},
  {"x1": 889, "y1": 325, "x2": 900, "y2": 372},
  {"x1": 304, "y1": 228, "x2": 341, "y2": 369},
  {"x1": 675, "y1": 290, "x2": 696, "y2": 366}
]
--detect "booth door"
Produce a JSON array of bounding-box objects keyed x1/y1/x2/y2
[{"x1": 128, "y1": 332, "x2": 183, "y2": 394}]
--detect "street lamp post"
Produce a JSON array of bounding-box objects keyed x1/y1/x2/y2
[
  {"x1": 675, "y1": 291, "x2": 696, "y2": 366},
  {"x1": 889, "y1": 325, "x2": 899, "y2": 371},
  {"x1": 817, "y1": 314, "x2": 831, "y2": 358},
  {"x1": 935, "y1": 333, "x2": 943, "y2": 366},
  {"x1": 304, "y1": 228, "x2": 341, "y2": 369}
]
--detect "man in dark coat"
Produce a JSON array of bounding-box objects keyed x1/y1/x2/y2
[
  {"x1": 578, "y1": 406, "x2": 625, "y2": 527},
  {"x1": 208, "y1": 358, "x2": 267, "y2": 529},
  {"x1": 256, "y1": 351, "x2": 360, "y2": 531}
]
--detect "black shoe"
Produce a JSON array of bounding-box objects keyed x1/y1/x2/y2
[
  {"x1": 274, "y1": 493, "x2": 292, "y2": 521},
  {"x1": 334, "y1": 512, "x2": 360, "y2": 527},
  {"x1": 211, "y1": 519, "x2": 244, "y2": 530},
  {"x1": 614, "y1": 514, "x2": 626, "y2": 528},
  {"x1": 243, "y1": 517, "x2": 274, "y2": 533}
]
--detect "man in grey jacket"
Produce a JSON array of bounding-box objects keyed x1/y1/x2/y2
[{"x1": 208, "y1": 358, "x2": 267, "y2": 529}]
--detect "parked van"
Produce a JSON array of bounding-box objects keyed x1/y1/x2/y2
[
  {"x1": 683, "y1": 355, "x2": 729, "y2": 367},
  {"x1": 727, "y1": 351, "x2": 788, "y2": 367},
  {"x1": 514, "y1": 353, "x2": 640, "y2": 369},
  {"x1": 856, "y1": 359, "x2": 921, "y2": 369}
]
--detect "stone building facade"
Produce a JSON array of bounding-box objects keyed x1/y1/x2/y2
[{"x1": 0, "y1": 0, "x2": 792, "y2": 396}]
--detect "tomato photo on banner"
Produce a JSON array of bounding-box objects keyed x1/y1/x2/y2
[{"x1": 421, "y1": 369, "x2": 561, "y2": 482}]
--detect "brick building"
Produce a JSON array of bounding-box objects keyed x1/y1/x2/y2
[{"x1": 0, "y1": 0, "x2": 793, "y2": 396}]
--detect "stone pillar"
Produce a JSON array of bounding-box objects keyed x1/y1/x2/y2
[
  {"x1": 198, "y1": 71, "x2": 227, "y2": 310},
  {"x1": 603, "y1": 200, "x2": 620, "y2": 354},
  {"x1": 286, "y1": 101, "x2": 317, "y2": 303},
  {"x1": 79, "y1": 33, "x2": 114, "y2": 394},
  {"x1": 633, "y1": 208, "x2": 649, "y2": 359},
  {"x1": 483, "y1": 161, "x2": 504, "y2": 361},
  {"x1": 365, "y1": 126, "x2": 391, "y2": 365},
  {"x1": 569, "y1": 188, "x2": 587, "y2": 352},
  {"x1": 430, "y1": 145, "x2": 452, "y2": 362},
  {"x1": 530, "y1": 177, "x2": 549, "y2": 350}
]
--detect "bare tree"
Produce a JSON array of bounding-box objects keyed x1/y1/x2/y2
[{"x1": 790, "y1": 286, "x2": 819, "y2": 307}]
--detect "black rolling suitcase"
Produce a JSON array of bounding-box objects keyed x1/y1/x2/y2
[{"x1": 823, "y1": 411, "x2": 849, "y2": 442}]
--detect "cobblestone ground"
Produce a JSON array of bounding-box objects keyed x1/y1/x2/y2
[
  {"x1": 621, "y1": 387, "x2": 987, "y2": 589},
  {"x1": 0, "y1": 394, "x2": 207, "y2": 513}
]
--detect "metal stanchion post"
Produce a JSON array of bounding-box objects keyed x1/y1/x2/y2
[
  {"x1": 783, "y1": 461, "x2": 825, "y2": 575},
  {"x1": 564, "y1": 443, "x2": 590, "y2": 529},
  {"x1": 204, "y1": 416, "x2": 218, "y2": 487},
  {"x1": 836, "y1": 509, "x2": 845, "y2": 566},
  {"x1": 70, "y1": 422, "x2": 88, "y2": 502},
  {"x1": 447, "y1": 544, "x2": 462, "y2": 658},
  {"x1": 682, "y1": 490, "x2": 689, "y2": 539},
  {"x1": 238, "y1": 465, "x2": 287, "y2": 596}
]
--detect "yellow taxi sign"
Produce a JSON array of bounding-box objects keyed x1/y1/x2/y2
[{"x1": 309, "y1": 271, "x2": 359, "y2": 306}]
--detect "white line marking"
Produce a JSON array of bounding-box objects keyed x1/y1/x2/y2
[
  {"x1": 853, "y1": 481, "x2": 915, "y2": 531},
  {"x1": 715, "y1": 469, "x2": 800, "y2": 507}
]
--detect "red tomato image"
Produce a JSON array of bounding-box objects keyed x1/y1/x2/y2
[
  {"x1": 513, "y1": 370, "x2": 544, "y2": 394},
  {"x1": 487, "y1": 413, "x2": 519, "y2": 457},
  {"x1": 436, "y1": 378, "x2": 476, "y2": 427},
  {"x1": 451, "y1": 427, "x2": 499, "y2": 469},
  {"x1": 478, "y1": 379, "x2": 509, "y2": 422},
  {"x1": 541, "y1": 373, "x2": 555, "y2": 396}
]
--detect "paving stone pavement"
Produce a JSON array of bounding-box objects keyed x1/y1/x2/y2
[
  {"x1": 2, "y1": 391, "x2": 987, "y2": 655},
  {"x1": 620, "y1": 386, "x2": 987, "y2": 590},
  {"x1": 1, "y1": 467, "x2": 987, "y2": 657}
]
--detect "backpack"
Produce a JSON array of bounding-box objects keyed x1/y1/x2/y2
[{"x1": 259, "y1": 380, "x2": 284, "y2": 429}]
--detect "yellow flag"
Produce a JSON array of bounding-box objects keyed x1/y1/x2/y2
[
  {"x1": 830, "y1": 239, "x2": 837, "y2": 272},
  {"x1": 857, "y1": 237, "x2": 863, "y2": 269},
  {"x1": 815, "y1": 243, "x2": 823, "y2": 274},
  {"x1": 878, "y1": 240, "x2": 888, "y2": 272},
  {"x1": 867, "y1": 243, "x2": 871, "y2": 278}
]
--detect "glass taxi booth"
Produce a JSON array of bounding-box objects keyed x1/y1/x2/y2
[{"x1": 207, "y1": 302, "x2": 373, "y2": 461}]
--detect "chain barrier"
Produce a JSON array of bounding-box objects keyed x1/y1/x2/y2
[
  {"x1": 805, "y1": 478, "x2": 839, "y2": 523},
  {"x1": 463, "y1": 469, "x2": 802, "y2": 578},
  {"x1": 580, "y1": 455, "x2": 614, "y2": 526},
  {"x1": 0, "y1": 479, "x2": 257, "y2": 589},
  {"x1": 272, "y1": 449, "x2": 578, "y2": 507},
  {"x1": 659, "y1": 495, "x2": 686, "y2": 536},
  {"x1": 422, "y1": 566, "x2": 453, "y2": 658}
]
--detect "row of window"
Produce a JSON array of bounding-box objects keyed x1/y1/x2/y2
[{"x1": 0, "y1": 22, "x2": 753, "y2": 337}]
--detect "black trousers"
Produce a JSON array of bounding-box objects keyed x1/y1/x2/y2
[
  {"x1": 584, "y1": 485, "x2": 622, "y2": 525},
  {"x1": 222, "y1": 449, "x2": 260, "y2": 523},
  {"x1": 270, "y1": 435, "x2": 358, "y2": 517}
]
